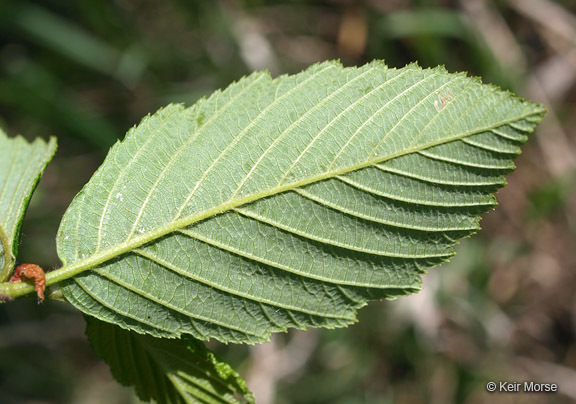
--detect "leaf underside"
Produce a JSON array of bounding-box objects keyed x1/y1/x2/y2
[
  {"x1": 86, "y1": 316, "x2": 254, "y2": 404},
  {"x1": 0, "y1": 129, "x2": 56, "y2": 282},
  {"x1": 58, "y1": 61, "x2": 545, "y2": 344}
]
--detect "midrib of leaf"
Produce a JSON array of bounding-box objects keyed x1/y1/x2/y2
[
  {"x1": 0, "y1": 104, "x2": 540, "y2": 301},
  {"x1": 84, "y1": 63, "x2": 449, "y2": 265}
]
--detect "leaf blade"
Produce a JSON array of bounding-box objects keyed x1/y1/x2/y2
[
  {"x1": 0, "y1": 128, "x2": 56, "y2": 282},
  {"x1": 58, "y1": 61, "x2": 545, "y2": 343},
  {"x1": 85, "y1": 316, "x2": 255, "y2": 404}
]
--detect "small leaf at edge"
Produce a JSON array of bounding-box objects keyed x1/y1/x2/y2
[
  {"x1": 86, "y1": 315, "x2": 255, "y2": 404},
  {"x1": 0, "y1": 128, "x2": 56, "y2": 283}
]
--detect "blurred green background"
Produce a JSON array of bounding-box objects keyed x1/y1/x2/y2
[{"x1": 1, "y1": 0, "x2": 575, "y2": 403}]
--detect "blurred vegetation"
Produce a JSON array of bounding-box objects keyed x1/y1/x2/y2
[{"x1": 1, "y1": 1, "x2": 575, "y2": 403}]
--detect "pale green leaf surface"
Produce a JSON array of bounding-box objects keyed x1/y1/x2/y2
[
  {"x1": 0, "y1": 129, "x2": 56, "y2": 282},
  {"x1": 86, "y1": 316, "x2": 254, "y2": 404},
  {"x1": 57, "y1": 61, "x2": 545, "y2": 343}
]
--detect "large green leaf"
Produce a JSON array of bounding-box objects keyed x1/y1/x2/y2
[
  {"x1": 0, "y1": 128, "x2": 56, "y2": 282},
  {"x1": 57, "y1": 61, "x2": 544, "y2": 343},
  {"x1": 86, "y1": 316, "x2": 254, "y2": 404}
]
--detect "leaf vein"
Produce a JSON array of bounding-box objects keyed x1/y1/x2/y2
[
  {"x1": 126, "y1": 74, "x2": 268, "y2": 241},
  {"x1": 234, "y1": 206, "x2": 454, "y2": 258},
  {"x1": 178, "y1": 226, "x2": 409, "y2": 288},
  {"x1": 231, "y1": 64, "x2": 381, "y2": 198},
  {"x1": 134, "y1": 246, "x2": 356, "y2": 320},
  {"x1": 173, "y1": 64, "x2": 337, "y2": 220},
  {"x1": 294, "y1": 188, "x2": 479, "y2": 231},
  {"x1": 334, "y1": 174, "x2": 494, "y2": 207},
  {"x1": 373, "y1": 163, "x2": 504, "y2": 186}
]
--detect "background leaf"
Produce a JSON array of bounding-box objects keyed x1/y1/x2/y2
[
  {"x1": 86, "y1": 315, "x2": 254, "y2": 404},
  {"x1": 1, "y1": 2, "x2": 572, "y2": 402},
  {"x1": 0, "y1": 128, "x2": 56, "y2": 283},
  {"x1": 57, "y1": 60, "x2": 544, "y2": 343}
]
